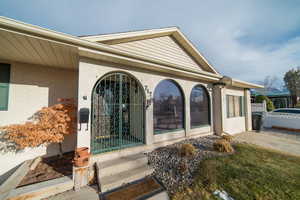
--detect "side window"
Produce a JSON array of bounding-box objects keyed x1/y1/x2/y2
[
  {"x1": 227, "y1": 95, "x2": 234, "y2": 118},
  {"x1": 0, "y1": 63, "x2": 10, "y2": 111},
  {"x1": 153, "y1": 80, "x2": 184, "y2": 134},
  {"x1": 226, "y1": 95, "x2": 244, "y2": 118},
  {"x1": 190, "y1": 85, "x2": 210, "y2": 128},
  {"x1": 239, "y1": 96, "x2": 245, "y2": 116}
]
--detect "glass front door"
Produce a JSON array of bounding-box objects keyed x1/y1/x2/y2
[{"x1": 91, "y1": 72, "x2": 145, "y2": 154}]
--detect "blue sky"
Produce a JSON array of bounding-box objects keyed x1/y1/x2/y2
[{"x1": 1, "y1": 0, "x2": 300, "y2": 86}]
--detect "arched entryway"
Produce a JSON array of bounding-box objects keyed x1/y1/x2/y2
[{"x1": 91, "y1": 72, "x2": 145, "y2": 154}]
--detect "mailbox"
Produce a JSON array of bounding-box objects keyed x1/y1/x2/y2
[{"x1": 79, "y1": 108, "x2": 90, "y2": 131}]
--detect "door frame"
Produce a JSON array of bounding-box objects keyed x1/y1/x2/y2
[{"x1": 90, "y1": 71, "x2": 146, "y2": 154}]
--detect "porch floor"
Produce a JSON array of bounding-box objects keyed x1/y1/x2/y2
[
  {"x1": 92, "y1": 135, "x2": 143, "y2": 154},
  {"x1": 17, "y1": 152, "x2": 73, "y2": 187}
]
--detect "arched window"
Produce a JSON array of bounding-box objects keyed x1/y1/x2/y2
[
  {"x1": 153, "y1": 80, "x2": 184, "y2": 134},
  {"x1": 190, "y1": 85, "x2": 210, "y2": 128}
]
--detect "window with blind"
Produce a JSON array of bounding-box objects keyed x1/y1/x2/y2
[
  {"x1": 226, "y1": 95, "x2": 244, "y2": 118},
  {"x1": 0, "y1": 63, "x2": 10, "y2": 111}
]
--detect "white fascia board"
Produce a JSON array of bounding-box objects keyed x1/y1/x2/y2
[
  {"x1": 80, "y1": 27, "x2": 178, "y2": 42},
  {"x1": 231, "y1": 78, "x2": 264, "y2": 89}
]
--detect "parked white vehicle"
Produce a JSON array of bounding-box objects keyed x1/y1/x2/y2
[
  {"x1": 263, "y1": 108, "x2": 300, "y2": 130},
  {"x1": 272, "y1": 108, "x2": 300, "y2": 114}
]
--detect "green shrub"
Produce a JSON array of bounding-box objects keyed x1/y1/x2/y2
[{"x1": 255, "y1": 95, "x2": 275, "y2": 111}]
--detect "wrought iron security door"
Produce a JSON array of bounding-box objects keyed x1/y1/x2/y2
[{"x1": 91, "y1": 72, "x2": 145, "y2": 154}]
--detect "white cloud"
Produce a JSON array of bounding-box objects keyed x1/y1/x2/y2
[
  {"x1": 1, "y1": 0, "x2": 300, "y2": 85},
  {"x1": 180, "y1": 1, "x2": 300, "y2": 84}
]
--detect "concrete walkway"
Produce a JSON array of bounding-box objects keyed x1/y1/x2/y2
[
  {"x1": 234, "y1": 129, "x2": 300, "y2": 156},
  {"x1": 46, "y1": 185, "x2": 100, "y2": 200},
  {"x1": 47, "y1": 184, "x2": 169, "y2": 200}
]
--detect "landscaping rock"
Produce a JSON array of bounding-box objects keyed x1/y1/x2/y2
[{"x1": 147, "y1": 135, "x2": 225, "y2": 195}]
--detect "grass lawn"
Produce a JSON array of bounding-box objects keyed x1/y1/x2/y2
[{"x1": 173, "y1": 143, "x2": 300, "y2": 200}]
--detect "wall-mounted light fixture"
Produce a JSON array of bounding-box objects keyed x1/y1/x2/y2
[{"x1": 144, "y1": 85, "x2": 153, "y2": 109}]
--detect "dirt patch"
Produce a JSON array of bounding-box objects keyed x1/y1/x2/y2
[
  {"x1": 18, "y1": 152, "x2": 73, "y2": 187},
  {"x1": 104, "y1": 177, "x2": 162, "y2": 200}
]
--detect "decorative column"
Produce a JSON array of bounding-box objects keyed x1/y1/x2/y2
[
  {"x1": 212, "y1": 83, "x2": 226, "y2": 135},
  {"x1": 144, "y1": 85, "x2": 154, "y2": 145},
  {"x1": 77, "y1": 61, "x2": 93, "y2": 149}
]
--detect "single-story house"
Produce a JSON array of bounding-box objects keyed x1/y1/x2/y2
[{"x1": 0, "y1": 17, "x2": 262, "y2": 192}]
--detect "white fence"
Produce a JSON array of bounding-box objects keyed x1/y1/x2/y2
[
  {"x1": 251, "y1": 101, "x2": 267, "y2": 113},
  {"x1": 263, "y1": 112, "x2": 300, "y2": 130}
]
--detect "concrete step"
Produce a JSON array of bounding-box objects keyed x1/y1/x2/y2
[
  {"x1": 100, "y1": 165, "x2": 153, "y2": 193},
  {"x1": 98, "y1": 153, "x2": 148, "y2": 178},
  {"x1": 7, "y1": 176, "x2": 73, "y2": 200}
]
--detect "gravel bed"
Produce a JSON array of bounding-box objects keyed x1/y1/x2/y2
[{"x1": 147, "y1": 135, "x2": 225, "y2": 194}]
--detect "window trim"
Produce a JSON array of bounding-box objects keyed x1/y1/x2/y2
[
  {"x1": 226, "y1": 95, "x2": 245, "y2": 118},
  {"x1": 154, "y1": 128, "x2": 185, "y2": 135},
  {"x1": 153, "y1": 79, "x2": 185, "y2": 135},
  {"x1": 190, "y1": 84, "x2": 211, "y2": 129},
  {"x1": 0, "y1": 63, "x2": 10, "y2": 111}
]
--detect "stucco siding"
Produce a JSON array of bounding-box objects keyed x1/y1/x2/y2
[
  {"x1": 224, "y1": 88, "x2": 246, "y2": 134},
  {"x1": 110, "y1": 36, "x2": 203, "y2": 71},
  {"x1": 212, "y1": 85, "x2": 223, "y2": 135},
  {"x1": 224, "y1": 117, "x2": 246, "y2": 134},
  {"x1": 77, "y1": 58, "x2": 213, "y2": 155},
  {"x1": 0, "y1": 62, "x2": 78, "y2": 126},
  {"x1": 0, "y1": 62, "x2": 78, "y2": 177}
]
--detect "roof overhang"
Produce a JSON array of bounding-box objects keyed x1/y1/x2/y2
[
  {"x1": 214, "y1": 77, "x2": 263, "y2": 89},
  {"x1": 0, "y1": 26, "x2": 78, "y2": 69},
  {"x1": 231, "y1": 78, "x2": 264, "y2": 89},
  {"x1": 0, "y1": 17, "x2": 221, "y2": 80},
  {"x1": 80, "y1": 27, "x2": 176, "y2": 43},
  {"x1": 0, "y1": 17, "x2": 262, "y2": 88}
]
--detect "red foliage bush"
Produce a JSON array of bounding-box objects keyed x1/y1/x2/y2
[{"x1": 0, "y1": 98, "x2": 77, "y2": 149}]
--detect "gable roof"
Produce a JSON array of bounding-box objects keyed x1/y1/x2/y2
[
  {"x1": 81, "y1": 27, "x2": 219, "y2": 74},
  {"x1": 0, "y1": 17, "x2": 262, "y2": 88}
]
